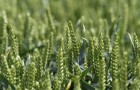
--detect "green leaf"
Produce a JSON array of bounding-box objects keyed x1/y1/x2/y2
[
  {"x1": 81, "y1": 80, "x2": 95, "y2": 90},
  {"x1": 128, "y1": 33, "x2": 135, "y2": 50},
  {"x1": 80, "y1": 65, "x2": 93, "y2": 79}
]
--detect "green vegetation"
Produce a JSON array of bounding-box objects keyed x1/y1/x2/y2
[{"x1": 0, "y1": 0, "x2": 140, "y2": 90}]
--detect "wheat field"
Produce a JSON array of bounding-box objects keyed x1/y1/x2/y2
[{"x1": 0, "y1": 0, "x2": 140, "y2": 90}]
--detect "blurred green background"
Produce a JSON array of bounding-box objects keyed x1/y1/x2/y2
[{"x1": 0, "y1": 0, "x2": 140, "y2": 34}]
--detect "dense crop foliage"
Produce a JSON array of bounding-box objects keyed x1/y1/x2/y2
[{"x1": 0, "y1": 0, "x2": 140, "y2": 90}]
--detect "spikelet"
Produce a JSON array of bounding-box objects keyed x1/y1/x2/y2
[
  {"x1": 74, "y1": 64, "x2": 81, "y2": 90},
  {"x1": 64, "y1": 27, "x2": 70, "y2": 78},
  {"x1": 49, "y1": 32, "x2": 54, "y2": 62},
  {"x1": 10, "y1": 55, "x2": 24, "y2": 85},
  {"x1": 65, "y1": 27, "x2": 71, "y2": 51},
  {"x1": 74, "y1": 63, "x2": 81, "y2": 77},
  {"x1": 7, "y1": 25, "x2": 18, "y2": 56},
  {"x1": 33, "y1": 49, "x2": 43, "y2": 82},
  {"x1": 120, "y1": 52, "x2": 128, "y2": 90},
  {"x1": 58, "y1": 38, "x2": 69, "y2": 89},
  {"x1": 0, "y1": 11, "x2": 8, "y2": 55},
  {"x1": 23, "y1": 61, "x2": 37, "y2": 90},
  {"x1": 131, "y1": 32, "x2": 140, "y2": 89},
  {"x1": 131, "y1": 32, "x2": 140, "y2": 77},
  {"x1": 111, "y1": 32, "x2": 119, "y2": 90},
  {"x1": 47, "y1": 32, "x2": 54, "y2": 67},
  {"x1": 65, "y1": 26, "x2": 74, "y2": 74},
  {"x1": 68, "y1": 21, "x2": 79, "y2": 60},
  {"x1": 43, "y1": 69, "x2": 52, "y2": 90},
  {"x1": 46, "y1": 7, "x2": 55, "y2": 33},
  {"x1": 103, "y1": 19, "x2": 110, "y2": 53},
  {"x1": 133, "y1": 32, "x2": 140, "y2": 60},
  {"x1": 64, "y1": 27, "x2": 71, "y2": 68},
  {"x1": 10, "y1": 65, "x2": 16, "y2": 86},
  {"x1": 129, "y1": 58, "x2": 140, "y2": 90},
  {"x1": 98, "y1": 32, "x2": 106, "y2": 90},
  {"x1": 56, "y1": 38, "x2": 64, "y2": 80},
  {"x1": 0, "y1": 54, "x2": 12, "y2": 83},
  {"x1": 43, "y1": 32, "x2": 54, "y2": 69},
  {"x1": 43, "y1": 40, "x2": 51, "y2": 69},
  {"x1": 63, "y1": 46, "x2": 69, "y2": 79},
  {"x1": 89, "y1": 37, "x2": 96, "y2": 76},
  {"x1": 53, "y1": 77, "x2": 61, "y2": 90},
  {"x1": 67, "y1": 48, "x2": 74, "y2": 74},
  {"x1": 87, "y1": 37, "x2": 94, "y2": 68},
  {"x1": 94, "y1": 37, "x2": 100, "y2": 78}
]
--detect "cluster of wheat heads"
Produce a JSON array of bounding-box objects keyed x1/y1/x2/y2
[{"x1": 0, "y1": 0, "x2": 140, "y2": 90}]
